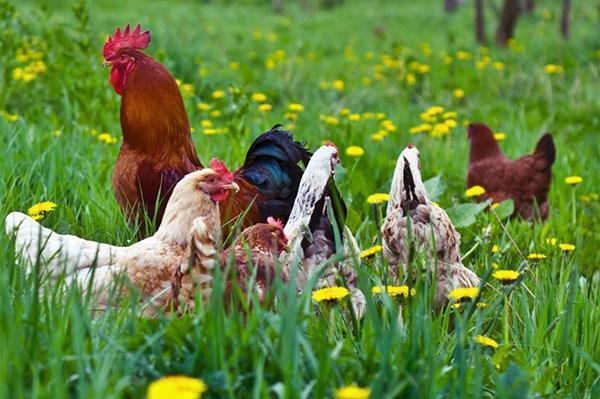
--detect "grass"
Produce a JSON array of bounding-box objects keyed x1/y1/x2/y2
[{"x1": 1, "y1": 0, "x2": 599, "y2": 397}]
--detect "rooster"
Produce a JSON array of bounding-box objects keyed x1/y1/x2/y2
[
  {"x1": 282, "y1": 144, "x2": 364, "y2": 315},
  {"x1": 5, "y1": 162, "x2": 239, "y2": 313},
  {"x1": 102, "y1": 25, "x2": 310, "y2": 235},
  {"x1": 466, "y1": 123, "x2": 555, "y2": 220},
  {"x1": 382, "y1": 144, "x2": 480, "y2": 310}
]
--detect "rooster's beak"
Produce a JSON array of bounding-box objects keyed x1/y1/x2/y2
[
  {"x1": 102, "y1": 60, "x2": 112, "y2": 68},
  {"x1": 223, "y1": 182, "x2": 240, "y2": 193}
]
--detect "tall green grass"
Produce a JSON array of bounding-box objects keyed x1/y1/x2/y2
[{"x1": 1, "y1": 0, "x2": 598, "y2": 397}]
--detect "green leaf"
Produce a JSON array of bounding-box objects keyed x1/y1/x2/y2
[
  {"x1": 423, "y1": 175, "x2": 447, "y2": 202},
  {"x1": 446, "y1": 201, "x2": 490, "y2": 228},
  {"x1": 493, "y1": 199, "x2": 515, "y2": 220}
]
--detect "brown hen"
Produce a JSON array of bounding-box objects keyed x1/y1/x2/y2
[{"x1": 466, "y1": 123, "x2": 555, "y2": 220}]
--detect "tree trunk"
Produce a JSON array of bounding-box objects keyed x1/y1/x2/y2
[
  {"x1": 475, "y1": 0, "x2": 486, "y2": 44},
  {"x1": 524, "y1": 0, "x2": 535, "y2": 14},
  {"x1": 445, "y1": 0, "x2": 463, "y2": 12},
  {"x1": 561, "y1": 0, "x2": 571, "y2": 38},
  {"x1": 272, "y1": 0, "x2": 283, "y2": 14},
  {"x1": 495, "y1": 0, "x2": 520, "y2": 46}
]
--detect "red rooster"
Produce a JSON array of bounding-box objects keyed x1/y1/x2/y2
[
  {"x1": 102, "y1": 25, "x2": 310, "y2": 235},
  {"x1": 466, "y1": 123, "x2": 555, "y2": 220}
]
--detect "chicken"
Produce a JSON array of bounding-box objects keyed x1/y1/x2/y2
[
  {"x1": 172, "y1": 217, "x2": 288, "y2": 312},
  {"x1": 282, "y1": 144, "x2": 364, "y2": 314},
  {"x1": 466, "y1": 123, "x2": 556, "y2": 220},
  {"x1": 382, "y1": 144, "x2": 480, "y2": 310},
  {"x1": 103, "y1": 25, "x2": 310, "y2": 235},
  {"x1": 5, "y1": 162, "x2": 238, "y2": 313}
]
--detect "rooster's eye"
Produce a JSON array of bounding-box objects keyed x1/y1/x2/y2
[{"x1": 120, "y1": 54, "x2": 128, "y2": 60}]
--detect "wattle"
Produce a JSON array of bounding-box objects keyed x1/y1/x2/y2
[
  {"x1": 210, "y1": 190, "x2": 229, "y2": 203},
  {"x1": 110, "y1": 67, "x2": 127, "y2": 95}
]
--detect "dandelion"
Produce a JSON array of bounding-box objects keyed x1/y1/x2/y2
[
  {"x1": 564, "y1": 176, "x2": 582, "y2": 185},
  {"x1": 197, "y1": 102, "x2": 211, "y2": 111},
  {"x1": 544, "y1": 64, "x2": 563, "y2": 74},
  {"x1": 431, "y1": 123, "x2": 450, "y2": 138},
  {"x1": 334, "y1": 385, "x2": 370, "y2": 399},
  {"x1": 229, "y1": 61, "x2": 239, "y2": 71},
  {"x1": 147, "y1": 376, "x2": 207, "y2": 399},
  {"x1": 492, "y1": 270, "x2": 520, "y2": 284},
  {"x1": 181, "y1": 83, "x2": 194, "y2": 96},
  {"x1": 559, "y1": 243, "x2": 575, "y2": 252},
  {"x1": 427, "y1": 106, "x2": 444, "y2": 115},
  {"x1": 417, "y1": 64, "x2": 430, "y2": 74},
  {"x1": 527, "y1": 253, "x2": 546, "y2": 261},
  {"x1": 258, "y1": 104, "x2": 272, "y2": 112},
  {"x1": 323, "y1": 116, "x2": 339, "y2": 125},
  {"x1": 359, "y1": 245, "x2": 382, "y2": 259},
  {"x1": 1, "y1": 111, "x2": 19, "y2": 122},
  {"x1": 444, "y1": 119, "x2": 457, "y2": 128},
  {"x1": 201, "y1": 120, "x2": 212, "y2": 129},
  {"x1": 345, "y1": 146, "x2": 364, "y2": 157},
  {"x1": 340, "y1": 108, "x2": 351, "y2": 116},
  {"x1": 546, "y1": 238, "x2": 557, "y2": 246},
  {"x1": 98, "y1": 133, "x2": 118, "y2": 144},
  {"x1": 312, "y1": 286, "x2": 349, "y2": 303},
  {"x1": 491, "y1": 245, "x2": 500, "y2": 254},
  {"x1": 375, "y1": 112, "x2": 386, "y2": 120},
  {"x1": 367, "y1": 193, "x2": 390, "y2": 204},
  {"x1": 284, "y1": 112, "x2": 297, "y2": 121},
  {"x1": 371, "y1": 285, "x2": 415, "y2": 298},
  {"x1": 347, "y1": 113, "x2": 361, "y2": 122},
  {"x1": 443, "y1": 111, "x2": 457, "y2": 119},
  {"x1": 28, "y1": 201, "x2": 57, "y2": 220},
  {"x1": 251, "y1": 92, "x2": 267, "y2": 103},
  {"x1": 210, "y1": 110, "x2": 222, "y2": 118},
  {"x1": 456, "y1": 50, "x2": 472, "y2": 61},
  {"x1": 465, "y1": 185, "x2": 486, "y2": 197},
  {"x1": 211, "y1": 90, "x2": 225, "y2": 99},
  {"x1": 405, "y1": 73, "x2": 416, "y2": 85},
  {"x1": 494, "y1": 132, "x2": 506, "y2": 141},
  {"x1": 362, "y1": 112, "x2": 375, "y2": 119},
  {"x1": 288, "y1": 103, "x2": 304, "y2": 112},
  {"x1": 53, "y1": 130, "x2": 61, "y2": 137},
  {"x1": 448, "y1": 287, "x2": 479, "y2": 302},
  {"x1": 409, "y1": 124, "x2": 432, "y2": 134},
  {"x1": 381, "y1": 120, "x2": 396, "y2": 132},
  {"x1": 332, "y1": 79, "x2": 345, "y2": 91},
  {"x1": 370, "y1": 132, "x2": 386, "y2": 141},
  {"x1": 493, "y1": 62, "x2": 505, "y2": 71},
  {"x1": 474, "y1": 335, "x2": 499, "y2": 349},
  {"x1": 453, "y1": 89, "x2": 465, "y2": 99}
]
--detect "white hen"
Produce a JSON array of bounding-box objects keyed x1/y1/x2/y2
[{"x1": 381, "y1": 144, "x2": 480, "y2": 309}]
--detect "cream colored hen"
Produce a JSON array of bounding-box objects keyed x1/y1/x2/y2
[{"x1": 381, "y1": 144, "x2": 480, "y2": 309}]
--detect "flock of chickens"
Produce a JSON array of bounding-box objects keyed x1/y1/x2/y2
[{"x1": 4, "y1": 25, "x2": 556, "y2": 315}]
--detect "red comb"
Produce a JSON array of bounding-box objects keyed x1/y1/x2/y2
[
  {"x1": 209, "y1": 158, "x2": 234, "y2": 182},
  {"x1": 103, "y1": 24, "x2": 151, "y2": 59},
  {"x1": 267, "y1": 216, "x2": 284, "y2": 230},
  {"x1": 322, "y1": 140, "x2": 338, "y2": 149}
]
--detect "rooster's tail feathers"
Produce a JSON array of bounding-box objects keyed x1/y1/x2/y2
[
  {"x1": 534, "y1": 133, "x2": 556, "y2": 170},
  {"x1": 236, "y1": 125, "x2": 312, "y2": 220}
]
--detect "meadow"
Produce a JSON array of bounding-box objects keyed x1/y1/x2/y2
[{"x1": 1, "y1": 0, "x2": 599, "y2": 397}]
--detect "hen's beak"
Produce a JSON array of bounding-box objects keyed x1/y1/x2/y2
[
  {"x1": 102, "y1": 60, "x2": 112, "y2": 68},
  {"x1": 223, "y1": 182, "x2": 240, "y2": 193}
]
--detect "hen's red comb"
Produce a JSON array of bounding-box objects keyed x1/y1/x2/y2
[
  {"x1": 267, "y1": 216, "x2": 284, "y2": 230},
  {"x1": 103, "y1": 24, "x2": 151, "y2": 59},
  {"x1": 209, "y1": 158, "x2": 234, "y2": 182},
  {"x1": 322, "y1": 140, "x2": 338, "y2": 149}
]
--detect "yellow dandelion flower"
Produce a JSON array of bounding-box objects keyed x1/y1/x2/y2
[
  {"x1": 347, "y1": 113, "x2": 361, "y2": 122},
  {"x1": 197, "y1": 102, "x2": 211, "y2": 111},
  {"x1": 147, "y1": 375, "x2": 207, "y2": 399},
  {"x1": 345, "y1": 146, "x2": 364, "y2": 157},
  {"x1": 324, "y1": 116, "x2": 339, "y2": 125},
  {"x1": 362, "y1": 112, "x2": 375, "y2": 119},
  {"x1": 381, "y1": 120, "x2": 396, "y2": 132},
  {"x1": 359, "y1": 245, "x2": 382, "y2": 259},
  {"x1": 288, "y1": 103, "x2": 304, "y2": 112},
  {"x1": 375, "y1": 112, "x2": 386, "y2": 120},
  {"x1": 580, "y1": 195, "x2": 591, "y2": 202},
  {"x1": 474, "y1": 335, "x2": 499, "y2": 349},
  {"x1": 201, "y1": 120, "x2": 212, "y2": 128},
  {"x1": 340, "y1": 108, "x2": 351, "y2": 116},
  {"x1": 181, "y1": 83, "x2": 194, "y2": 96},
  {"x1": 427, "y1": 106, "x2": 444, "y2": 115},
  {"x1": 491, "y1": 245, "x2": 500, "y2": 253},
  {"x1": 1, "y1": 111, "x2": 19, "y2": 122},
  {"x1": 477, "y1": 302, "x2": 488, "y2": 309},
  {"x1": 332, "y1": 79, "x2": 345, "y2": 91},
  {"x1": 465, "y1": 185, "x2": 486, "y2": 197},
  {"x1": 492, "y1": 270, "x2": 520, "y2": 284},
  {"x1": 27, "y1": 201, "x2": 57, "y2": 220},
  {"x1": 442, "y1": 111, "x2": 457, "y2": 119},
  {"x1": 456, "y1": 50, "x2": 472, "y2": 61},
  {"x1": 210, "y1": 110, "x2": 222, "y2": 118},
  {"x1": 527, "y1": 253, "x2": 546, "y2": 261},
  {"x1": 448, "y1": 287, "x2": 479, "y2": 302},
  {"x1": 544, "y1": 64, "x2": 563, "y2": 74},
  {"x1": 312, "y1": 286, "x2": 349, "y2": 302},
  {"x1": 334, "y1": 385, "x2": 370, "y2": 399},
  {"x1": 546, "y1": 238, "x2": 557, "y2": 246},
  {"x1": 284, "y1": 112, "x2": 297, "y2": 121},
  {"x1": 444, "y1": 119, "x2": 457, "y2": 128},
  {"x1": 453, "y1": 89, "x2": 465, "y2": 99},
  {"x1": 564, "y1": 176, "x2": 582, "y2": 185},
  {"x1": 53, "y1": 130, "x2": 61, "y2": 137},
  {"x1": 443, "y1": 55, "x2": 453, "y2": 65},
  {"x1": 251, "y1": 92, "x2": 267, "y2": 103},
  {"x1": 431, "y1": 123, "x2": 450, "y2": 138},
  {"x1": 98, "y1": 133, "x2": 118, "y2": 144},
  {"x1": 371, "y1": 285, "x2": 415, "y2": 298},
  {"x1": 367, "y1": 193, "x2": 390, "y2": 204},
  {"x1": 211, "y1": 90, "x2": 225, "y2": 99},
  {"x1": 558, "y1": 243, "x2": 575, "y2": 252},
  {"x1": 494, "y1": 132, "x2": 506, "y2": 141},
  {"x1": 405, "y1": 73, "x2": 416, "y2": 85},
  {"x1": 229, "y1": 61, "x2": 239, "y2": 71},
  {"x1": 417, "y1": 64, "x2": 430, "y2": 74},
  {"x1": 370, "y1": 132, "x2": 386, "y2": 141},
  {"x1": 493, "y1": 62, "x2": 505, "y2": 71},
  {"x1": 258, "y1": 104, "x2": 272, "y2": 112}
]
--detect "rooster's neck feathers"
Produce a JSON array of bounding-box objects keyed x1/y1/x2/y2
[
  {"x1": 468, "y1": 126, "x2": 504, "y2": 163},
  {"x1": 120, "y1": 51, "x2": 200, "y2": 165}
]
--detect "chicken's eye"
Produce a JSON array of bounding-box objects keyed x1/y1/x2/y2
[{"x1": 120, "y1": 54, "x2": 128, "y2": 61}]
